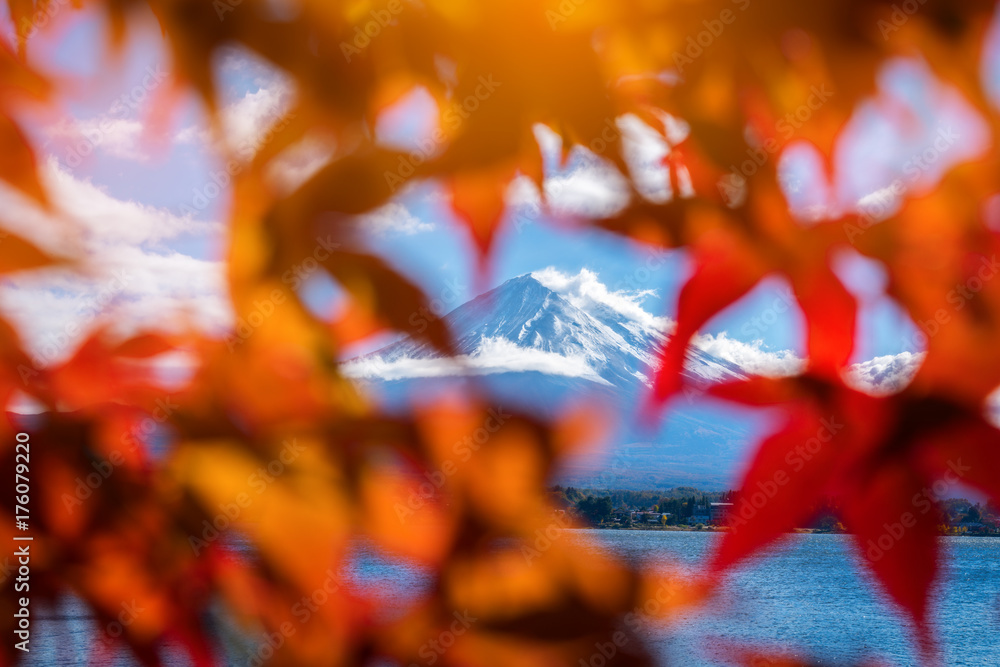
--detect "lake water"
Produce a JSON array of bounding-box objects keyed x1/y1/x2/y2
[
  {"x1": 580, "y1": 531, "x2": 1000, "y2": 666},
  {"x1": 23, "y1": 532, "x2": 1000, "y2": 666}
]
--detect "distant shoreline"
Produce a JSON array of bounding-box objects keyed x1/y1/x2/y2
[{"x1": 573, "y1": 525, "x2": 1000, "y2": 537}]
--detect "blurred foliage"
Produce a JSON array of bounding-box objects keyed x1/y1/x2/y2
[{"x1": 0, "y1": 0, "x2": 1000, "y2": 665}]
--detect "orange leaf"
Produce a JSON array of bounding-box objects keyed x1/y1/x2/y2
[{"x1": 0, "y1": 113, "x2": 48, "y2": 207}]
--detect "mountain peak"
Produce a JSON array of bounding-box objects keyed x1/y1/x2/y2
[
  {"x1": 342, "y1": 269, "x2": 755, "y2": 490},
  {"x1": 480, "y1": 271, "x2": 553, "y2": 302},
  {"x1": 500, "y1": 273, "x2": 547, "y2": 289},
  {"x1": 346, "y1": 269, "x2": 747, "y2": 391}
]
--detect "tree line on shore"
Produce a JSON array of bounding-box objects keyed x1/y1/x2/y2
[{"x1": 551, "y1": 485, "x2": 1000, "y2": 530}]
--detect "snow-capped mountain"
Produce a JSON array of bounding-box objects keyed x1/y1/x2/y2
[
  {"x1": 344, "y1": 272, "x2": 767, "y2": 490},
  {"x1": 346, "y1": 273, "x2": 747, "y2": 391},
  {"x1": 342, "y1": 269, "x2": 946, "y2": 489}
]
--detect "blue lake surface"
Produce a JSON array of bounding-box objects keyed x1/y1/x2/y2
[
  {"x1": 23, "y1": 532, "x2": 1000, "y2": 666},
  {"x1": 578, "y1": 531, "x2": 1000, "y2": 666}
]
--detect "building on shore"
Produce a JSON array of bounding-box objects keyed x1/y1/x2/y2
[{"x1": 709, "y1": 503, "x2": 734, "y2": 524}]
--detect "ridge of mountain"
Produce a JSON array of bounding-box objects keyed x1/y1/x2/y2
[
  {"x1": 355, "y1": 273, "x2": 747, "y2": 389},
  {"x1": 343, "y1": 273, "x2": 762, "y2": 490}
]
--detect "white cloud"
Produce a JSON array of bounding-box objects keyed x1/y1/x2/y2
[
  {"x1": 344, "y1": 266, "x2": 933, "y2": 400},
  {"x1": 358, "y1": 202, "x2": 435, "y2": 237},
  {"x1": 690, "y1": 340, "x2": 927, "y2": 394},
  {"x1": 530, "y1": 124, "x2": 631, "y2": 219},
  {"x1": 506, "y1": 175, "x2": 540, "y2": 209},
  {"x1": 47, "y1": 116, "x2": 148, "y2": 163},
  {"x1": 618, "y1": 113, "x2": 672, "y2": 203},
  {"x1": 692, "y1": 332, "x2": 804, "y2": 378},
  {"x1": 175, "y1": 65, "x2": 336, "y2": 196},
  {"x1": 44, "y1": 63, "x2": 172, "y2": 163},
  {"x1": 855, "y1": 184, "x2": 903, "y2": 223},
  {"x1": 985, "y1": 387, "x2": 1000, "y2": 429},
  {"x1": 264, "y1": 133, "x2": 336, "y2": 196},
  {"x1": 525, "y1": 115, "x2": 694, "y2": 220},
  {"x1": 27, "y1": 158, "x2": 216, "y2": 249},
  {"x1": 0, "y1": 158, "x2": 230, "y2": 364},
  {"x1": 544, "y1": 162, "x2": 631, "y2": 218},
  {"x1": 175, "y1": 50, "x2": 298, "y2": 159},
  {"x1": 343, "y1": 336, "x2": 609, "y2": 384},
  {"x1": 844, "y1": 351, "x2": 924, "y2": 395},
  {"x1": 176, "y1": 80, "x2": 294, "y2": 155},
  {"x1": 532, "y1": 267, "x2": 671, "y2": 333}
]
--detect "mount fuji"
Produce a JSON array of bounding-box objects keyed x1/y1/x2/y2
[
  {"x1": 343, "y1": 271, "x2": 777, "y2": 489},
  {"x1": 343, "y1": 270, "x2": 920, "y2": 489}
]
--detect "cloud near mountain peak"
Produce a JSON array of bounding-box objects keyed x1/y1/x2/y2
[
  {"x1": 343, "y1": 336, "x2": 609, "y2": 384},
  {"x1": 531, "y1": 268, "x2": 808, "y2": 379},
  {"x1": 531, "y1": 267, "x2": 672, "y2": 334},
  {"x1": 346, "y1": 266, "x2": 927, "y2": 398}
]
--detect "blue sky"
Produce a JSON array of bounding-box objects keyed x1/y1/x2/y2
[{"x1": 1, "y1": 3, "x2": 997, "y2": 394}]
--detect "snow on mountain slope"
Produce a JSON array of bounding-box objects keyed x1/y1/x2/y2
[
  {"x1": 341, "y1": 269, "x2": 935, "y2": 489},
  {"x1": 340, "y1": 271, "x2": 767, "y2": 490},
  {"x1": 343, "y1": 273, "x2": 747, "y2": 389}
]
